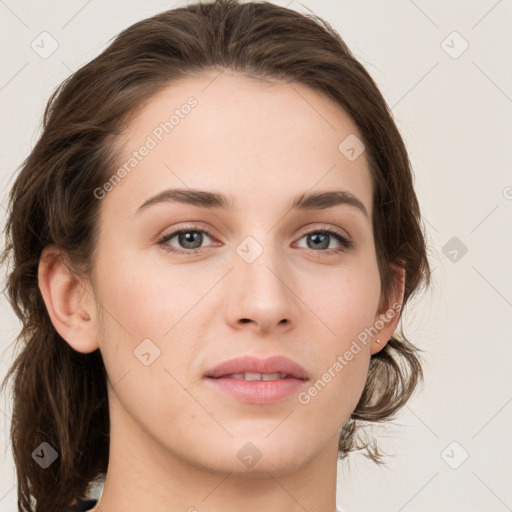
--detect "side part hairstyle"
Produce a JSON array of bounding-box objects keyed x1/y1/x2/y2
[{"x1": 1, "y1": 1, "x2": 430, "y2": 510}]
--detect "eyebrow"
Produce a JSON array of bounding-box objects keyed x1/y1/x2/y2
[{"x1": 136, "y1": 188, "x2": 369, "y2": 218}]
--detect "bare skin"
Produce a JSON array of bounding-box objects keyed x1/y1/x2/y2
[{"x1": 38, "y1": 69, "x2": 403, "y2": 512}]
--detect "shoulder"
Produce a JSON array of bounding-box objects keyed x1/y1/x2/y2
[{"x1": 65, "y1": 499, "x2": 98, "y2": 511}]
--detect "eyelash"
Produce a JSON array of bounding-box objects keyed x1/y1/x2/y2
[{"x1": 156, "y1": 223, "x2": 353, "y2": 256}]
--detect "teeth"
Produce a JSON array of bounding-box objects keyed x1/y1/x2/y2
[
  {"x1": 261, "y1": 372, "x2": 284, "y2": 381},
  {"x1": 224, "y1": 372, "x2": 288, "y2": 381},
  {"x1": 244, "y1": 372, "x2": 262, "y2": 381}
]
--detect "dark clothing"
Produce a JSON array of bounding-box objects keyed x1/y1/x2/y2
[{"x1": 66, "y1": 499, "x2": 98, "y2": 511}]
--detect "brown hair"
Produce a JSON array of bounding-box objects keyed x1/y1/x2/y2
[{"x1": 1, "y1": 0, "x2": 430, "y2": 510}]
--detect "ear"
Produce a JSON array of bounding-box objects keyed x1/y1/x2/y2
[
  {"x1": 370, "y1": 264, "x2": 405, "y2": 355},
  {"x1": 38, "y1": 245, "x2": 99, "y2": 354}
]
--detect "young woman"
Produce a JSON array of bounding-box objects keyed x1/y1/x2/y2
[{"x1": 1, "y1": 1, "x2": 430, "y2": 511}]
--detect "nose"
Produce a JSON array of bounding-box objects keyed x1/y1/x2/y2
[{"x1": 223, "y1": 234, "x2": 301, "y2": 334}]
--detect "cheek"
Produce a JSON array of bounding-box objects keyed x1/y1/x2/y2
[
  {"x1": 309, "y1": 262, "x2": 381, "y2": 339},
  {"x1": 296, "y1": 323, "x2": 372, "y2": 431},
  {"x1": 303, "y1": 262, "x2": 379, "y2": 395},
  {"x1": 94, "y1": 245, "x2": 191, "y2": 337},
  {"x1": 93, "y1": 246, "x2": 214, "y2": 383}
]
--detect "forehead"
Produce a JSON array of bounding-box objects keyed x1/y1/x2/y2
[{"x1": 104, "y1": 70, "x2": 373, "y2": 218}]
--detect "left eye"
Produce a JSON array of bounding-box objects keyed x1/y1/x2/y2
[
  {"x1": 157, "y1": 227, "x2": 352, "y2": 255},
  {"x1": 294, "y1": 230, "x2": 352, "y2": 252}
]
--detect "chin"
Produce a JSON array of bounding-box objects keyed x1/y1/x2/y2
[{"x1": 191, "y1": 435, "x2": 318, "y2": 477}]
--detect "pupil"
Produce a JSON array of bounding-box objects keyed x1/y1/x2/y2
[
  {"x1": 309, "y1": 233, "x2": 328, "y2": 250},
  {"x1": 180, "y1": 231, "x2": 201, "y2": 249}
]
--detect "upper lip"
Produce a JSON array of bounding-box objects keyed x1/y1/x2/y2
[{"x1": 205, "y1": 355, "x2": 309, "y2": 380}]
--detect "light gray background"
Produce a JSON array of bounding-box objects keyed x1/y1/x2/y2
[{"x1": 1, "y1": 1, "x2": 511, "y2": 511}]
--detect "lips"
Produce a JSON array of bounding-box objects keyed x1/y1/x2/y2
[
  {"x1": 205, "y1": 355, "x2": 309, "y2": 404},
  {"x1": 205, "y1": 355, "x2": 309, "y2": 380}
]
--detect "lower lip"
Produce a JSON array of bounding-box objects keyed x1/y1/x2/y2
[{"x1": 206, "y1": 377, "x2": 308, "y2": 404}]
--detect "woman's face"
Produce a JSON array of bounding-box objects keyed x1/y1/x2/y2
[{"x1": 87, "y1": 70, "x2": 397, "y2": 476}]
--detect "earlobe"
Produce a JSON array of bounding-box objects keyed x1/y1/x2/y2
[
  {"x1": 38, "y1": 245, "x2": 99, "y2": 354},
  {"x1": 370, "y1": 264, "x2": 406, "y2": 355}
]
